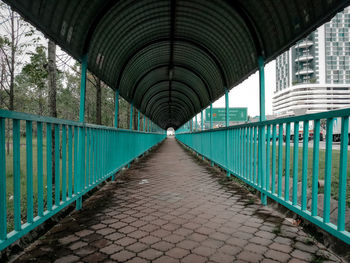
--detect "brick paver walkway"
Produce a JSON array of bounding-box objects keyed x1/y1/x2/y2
[{"x1": 13, "y1": 138, "x2": 344, "y2": 263}]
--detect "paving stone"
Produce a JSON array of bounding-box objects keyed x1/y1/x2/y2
[
  {"x1": 100, "y1": 244, "x2": 123, "y2": 255},
  {"x1": 151, "y1": 240, "x2": 175, "y2": 251},
  {"x1": 166, "y1": 247, "x2": 190, "y2": 259},
  {"x1": 269, "y1": 242, "x2": 293, "y2": 253},
  {"x1": 210, "y1": 252, "x2": 236, "y2": 263},
  {"x1": 226, "y1": 237, "x2": 248, "y2": 247},
  {"x1": 111, "y1": 250, "x2": 135, "y2": 262},
  {"x1": 218, "y1": 244, "x2": 242, "y2": 256},
  {"x1": 75, "y1": 246, "x2": 96, "y2": 256},
  {"x1": 163, "y1": 234, "x2": 185, "y2": 244},
  {"x1": 192, "y1": 246, "x2": 216, "y2": 257},
  {"x1": 139, "y1": 235, "x2": 161, "y2": 245},
  {"x1": 291, "y1": 249, "x2": 314, "y2": 261},
  {"x1": 138, "y1": 248, "x2": 163, "y2": 260},
  {"x1": 237, "y1": 250, "x2": 264, "y2": 263},
  {"x1": 201, "y1": 238, "x2": 224, "y2": 249},
  {"x1": 75, "y1": 229, "x2": 94, "y2": 237},
  {"x1": 115, "y1": 236, "x2": 137, "y2": 246},
  {"x1": 177, "y1": 240, "x2": 200, "y2": 250},
  {"x1": 188, "y1": 233, "x2": 207, "y2": 242},
  {"x1": 54, "y1": 255, "x2": 79, "y2": 263},
  {"x1": 265, "y1": 249, "x2": 290, "y2": 262},
  {"x1": 58, "y1": 235, "x2": 79, "y2": 245},
  {"x1": 125, "y1": 257, "x2": 148, "y2": 263},
  {"x1": 181, "y1": 254, "x2": 207, "y2": 263},
  {"x1": 245, "y1": 243, "x2": 268, "y2": 254},
  {"x1": 69, "y1": 241, "x2": 87, "y2": 250},
  {"x1": 126, "y1": 242, "x2": 148, "y2": 253},
  {"x1": 153, "y1": 255, "x2": 180, "y2": 263},
  {"x1": 90, "y1": 238, "x2": 111, "y2": 248}
]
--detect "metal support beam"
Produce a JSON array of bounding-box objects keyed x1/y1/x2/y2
[
  {"x1": 76, "y1": 54, "x2": 88, "y2": 210},
  {"x1": 130, "y1": 103, "x2": 133, "y2": 130},
  {"x1": 258, "y1": 56, "x2": 267, "y2": 205},
  {"x1": 195, "y1": 115, "x2": 198, "y2": 131},
  {"x1": 210, "y1": 103, "x2": 213, "y2": 166},
  {"x1": 225, "y1": 90, "x2": 230, "y2": 177},
  {"x1": 210, "y1": 104, "x2": 213, "y2": 129},
  {"x1": 138, "y1": 111, "x2": 140, "y2": 131},
  {"x1": 201, "y1": 110, "x2": 203, "y2": 131},
  {"x1": 114, "y1": 89, "x2": 119, "y2": 128},
  {"x1": 143, "y1": 115, "x2": 146, "y2": 131}
]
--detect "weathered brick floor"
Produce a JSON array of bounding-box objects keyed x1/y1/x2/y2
[{"x1": 13, "y1": 137, "x2": 344, "y2": 263}]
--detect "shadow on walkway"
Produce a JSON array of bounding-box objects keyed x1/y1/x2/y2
[{"x1": 12, "y1": 138, "x2": 344, "y2": 263}]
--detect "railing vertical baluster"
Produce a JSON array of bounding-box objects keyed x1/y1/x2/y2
[
  {"x1": 46, "y1": 123, "x2": 52, "y2": 211},
  {"x1": 323, "y1": 118, "x2": 333, "y2": 223},
  {"x1": 301, "y1": 121, "x2": 309, "y2": 211},
  {"x1": 266, "y1": 125, "x2": 271, "y2": 192},
  {"x1": 73, "y1": 126, "x2": 78, "y2": 195},
  {"x1": 246, "y1": 127, "x2": 250, "y2": 180},
  {"x1": 337, "y1": 116, "x2": 348, "y2": 231},
  {"x1": 26, "y1": 121, "x2": 33, "y2": 223},
  {"x1": 253, "y1": 126, "x2": 257, "y2": 185},
  {"x1": 239, "y1": 129, "x2": 241, "y2": 176},
  {"x1": 271, "y1": 125, "x2": 276, "y2": 195},
  {"x1": 292, "y1": 122, "x2": 299, "y2": 205},
  {"x1": 37, "y1": 122, "x2": 43, "y2": 216},
  {"x1": 68, "y1": 126, "x2": 73, "y2": 198},
  {"x1": 249, "y1": 127, "x2": 253, "y2": 182},
  {"x1": 86, "y1": 128, "x2": 90, "y2": 187},
  {"x1": 62, "y1": 125, "x2": 67, "y2": 202},
  {"x1": 0, "y1": 117, "x2": 6, "y2": 239},
  {"x1": 278, "y1": 124, "x2": 283, "y2": 197},
  {"x1": 311, "y1": 119, "x2": 320, "y2": 216},
  {"x1": 13, "y1": 119, "x2": 21, "y2": 231},
  {"x1": 285, "y1": 122, "x2": 291, "y2": 202},
  {"x1": 54, "y1": 124, "x2": 60, "y2": 206},
  {"x1": 89, "y1": 129, "x2": 93, "y2": 186}
]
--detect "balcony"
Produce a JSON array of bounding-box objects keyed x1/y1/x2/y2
[
  {"x1": 295, "y1": 40, "x2": 314, "y2": 49},
  {"x1": 295, "y1": 68, "x2": 314, "y2": 75},
  {"x1": 295, "y1": 54, "x2": 314, "y2": 62}
]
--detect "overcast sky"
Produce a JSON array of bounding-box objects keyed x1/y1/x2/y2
[{"x1": 210, "y1": 60, "x2": 275, "y2": 118}]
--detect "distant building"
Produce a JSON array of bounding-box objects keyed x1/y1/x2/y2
[{"x1": 273, "y1": 7, "x2": 350, "y2": 116}]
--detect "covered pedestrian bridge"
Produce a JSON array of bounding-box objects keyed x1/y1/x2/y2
[{"x1": 1, "y1": 0, "x2": 350, "y2": 260}]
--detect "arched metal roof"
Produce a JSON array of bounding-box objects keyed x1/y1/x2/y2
[{"x1": 5, "y1": 0, "x2": 348, "y2": 129}]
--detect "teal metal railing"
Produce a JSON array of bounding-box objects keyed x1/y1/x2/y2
[
  {"x1": 176, "y1": 108, "x2": 350, "y2": 244},
  {"x1": 0, "y1": 109, "x2": 165, "y2": 250}
]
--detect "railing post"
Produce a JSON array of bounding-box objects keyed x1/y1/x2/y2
[
  {"x1": 76, "y1": 54, "x2": 88, "y2": 210},
  {"x1": 143, "y1": 115, "x2": 146, "y2": 131},
  {"x1": 112, "y1": 89, "x2": 119, "y2": 181},
  {"x1": 114, "y1": 89, "x2": 119, "y2": 128},
  {"x1": 201, "y1": 110, "x2": 204, "y2": 160},
  {"x1": 258, "y1": 56, "x2": 267, "y2": 205},
  {"x1": 210, "y1": 103, "x2": 213, "y2": 166},
  {"x1": 201, "y1": 110, "x2": 203, "y2": 131},
  {"x1": 225, "y1": 89, "x2": 230, "y2": 177},
  {"x1": 195, "y1": 115, "x2": 198, "y2": 132},
  {"x1": 138, "y1": 111, "x2": 140, "y2": 131},
  {"x1": 130, "y1": 102, "x2": 133, "y2": 130}
]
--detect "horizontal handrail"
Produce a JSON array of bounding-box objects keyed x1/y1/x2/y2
[
  {"x1": 178, "y1": 107, "x2": 350, "y2": 134},
  {"x1": 0, "y1": 110, "x2": 166, "y2": 250},
  {"x1": 176, "y1": 108, "x2": 350, "y2": 244}
]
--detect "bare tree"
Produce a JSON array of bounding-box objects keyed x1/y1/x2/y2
[
  {"x1": 0, "y1": 4, "x2": 38, "y2": 154},
  {"x1": 92, "y1": 75, "x2": 102, "y2": 125},
  {"x1": 47, "y1": 39, "x2": 57, "y2": 180}
]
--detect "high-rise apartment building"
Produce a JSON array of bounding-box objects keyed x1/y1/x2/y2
[{"x1": 273, "y1": 7, "x2": 350, "y2": 116}]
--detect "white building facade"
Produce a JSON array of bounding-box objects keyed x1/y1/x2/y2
[{"x1": 273, "y1": 7, "x2": 350, "y2": 116}]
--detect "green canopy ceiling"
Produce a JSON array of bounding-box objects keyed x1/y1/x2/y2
[{"x1": 5, "y1": 0, "x2": 349, "y2": 129}]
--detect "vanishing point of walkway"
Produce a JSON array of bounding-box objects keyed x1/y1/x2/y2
[{"x1": 13, "y1": 138, "x2": 343, "y2": 263}]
